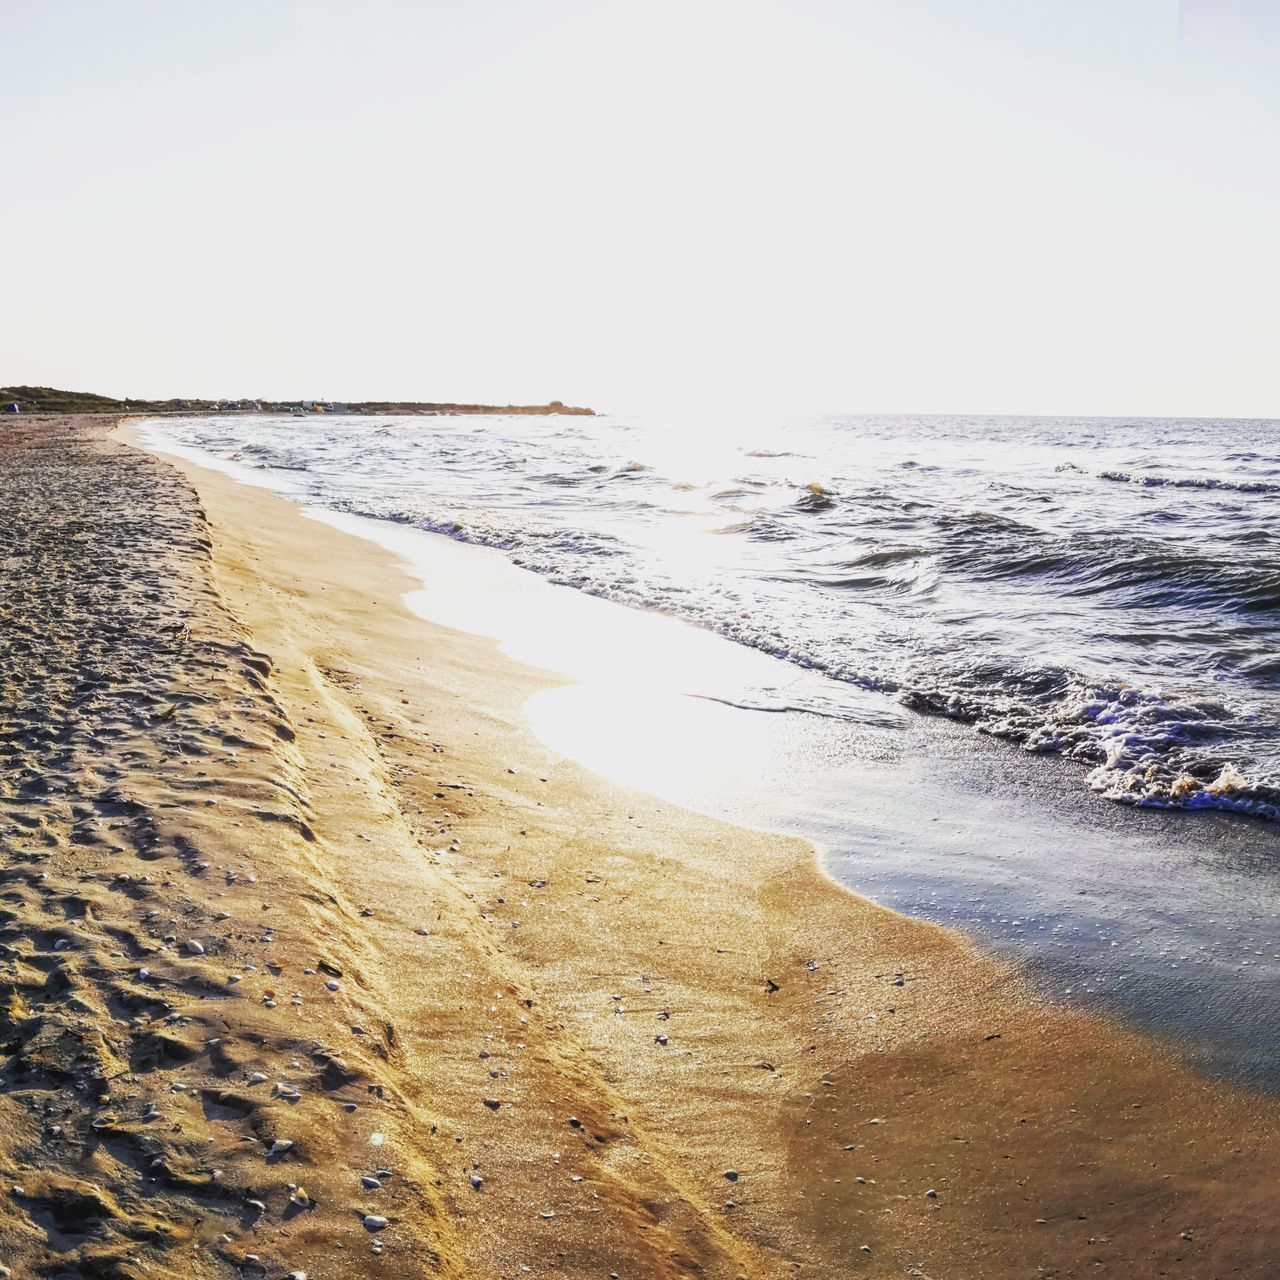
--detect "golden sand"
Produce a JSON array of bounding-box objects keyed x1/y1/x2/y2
[{"x1": 0, "y1": 415, "x2": 1275, "y2": 1277}]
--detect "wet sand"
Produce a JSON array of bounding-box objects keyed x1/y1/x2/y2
[{"x1": 1, "y1": 415, "x2": 1279, "y2": 1277}]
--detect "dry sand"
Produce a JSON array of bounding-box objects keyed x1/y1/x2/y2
[{"x1": 0, "y1": 414, "x2": 1277, "y2": 1278}]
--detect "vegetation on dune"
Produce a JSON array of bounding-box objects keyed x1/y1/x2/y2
[
  {"x1": 0, "y1": 386, "x2": 596, "y2": 416},
  {"x1": 0, "y1": 386, "x2": 214, "y2": 414}
]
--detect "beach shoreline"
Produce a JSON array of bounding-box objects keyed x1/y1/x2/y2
[
  {"x1": 133, "y1": 413, "x2": 1280, "y2": 1093},
  {"x1": 0, "y1": 414, "x2": 1277, "y2": 1277}
]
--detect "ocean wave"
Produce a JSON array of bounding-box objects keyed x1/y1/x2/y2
[
  {"x1": 229, "y1": 451, "x2": 310, "y2": 473},
  {"x1": 150, "y1": 410, "x2": 1280, "y2": 825},
  {"x1": 934, "y1": 517, "x2": 1280, "y2": 615},
  {"x1": 326, "y1": 504, "x2": 1280, "y2": 822},
  {"x1": 902, "y1": 675, "x2": 1279, "y2": 821},
  {"x1": 1098, "y1": 469, "x2": 1280, "y2": 494},
  {"x1": 708, "y1": 512, "x2": 801, "y2": 541}
]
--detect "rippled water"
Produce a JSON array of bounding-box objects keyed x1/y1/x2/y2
[{"x1": 151, "y1": 412, "x2": 1280, "y2": 821}]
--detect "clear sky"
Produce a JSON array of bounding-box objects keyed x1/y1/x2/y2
[{"x1": 2, "y1": 0, "x2": 1277, "y2": 416}]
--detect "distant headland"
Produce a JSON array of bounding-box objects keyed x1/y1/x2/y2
[{"x1": 0, "y1": 385, "x2": 596, "y2": 417}]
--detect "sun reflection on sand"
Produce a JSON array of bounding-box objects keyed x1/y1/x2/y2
[{"x1": 385, "y1": 514, "x2": 902, "y2": 819}]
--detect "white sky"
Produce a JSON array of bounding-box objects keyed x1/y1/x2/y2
[{"x1": 2, "y1": 0, "x2": 1277, "y2": 416}]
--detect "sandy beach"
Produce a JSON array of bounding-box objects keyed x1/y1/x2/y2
[{"x1": 0, "y1": 414, "x2": 1276, "y2": 1279}]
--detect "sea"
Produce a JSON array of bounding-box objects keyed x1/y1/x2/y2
[{"x1": 140, "y1": 411, "x2": 1280, "y2": 1085}]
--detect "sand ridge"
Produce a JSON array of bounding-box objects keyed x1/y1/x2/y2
[{"x1": 0, "y1": 414, "x2": 1277, "y2": 1278}]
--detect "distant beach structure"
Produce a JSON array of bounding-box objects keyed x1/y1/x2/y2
[{"x1": 4, "y1": 402, "x2": 18, "y2": 413}]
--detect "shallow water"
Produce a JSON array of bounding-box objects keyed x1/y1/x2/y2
[
  {"x1": 138, "y1": 416, "x2": 1280, "y2": 1089},
  {"x1": 148, "y1": 411, "x2": 1280, "y2": 821}
]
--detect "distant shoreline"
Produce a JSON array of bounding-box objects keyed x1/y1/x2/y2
[{"x1": 0, "y1": 385, "x2": 595, "y2": 417}]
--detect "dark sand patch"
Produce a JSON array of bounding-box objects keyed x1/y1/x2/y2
[{"x1": 0, "y1": 417, "x2": 443, "y2": 1278}]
